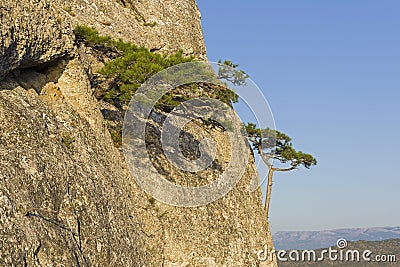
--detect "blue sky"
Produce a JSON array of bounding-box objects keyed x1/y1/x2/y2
[{"x1": 197, "y1": 1, "x2": 400, "y2": 233}]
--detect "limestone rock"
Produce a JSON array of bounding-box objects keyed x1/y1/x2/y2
[
  {"x1": 0, "y1": 0, "x2": 277, "y2": 266},
  {"x1": 0, "y1": 0, "x2": 74, "y2": 79},
  {"x1": 53, "y1": 0, "x2": 207, "y2": 59},
  {"x1": 0, "y1": 69, "x2": 163, "y2": 266}
]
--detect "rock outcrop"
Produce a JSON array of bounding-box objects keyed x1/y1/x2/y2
[
  {"x1": 54, "y1": 0, "x2": 207, "y2": 59},
  {"x1": 0, "y1": 0, "x2": 277, "y2": 266},
  {"x1": 0, "y1": 0, "x2": 74, "y2": 79}
]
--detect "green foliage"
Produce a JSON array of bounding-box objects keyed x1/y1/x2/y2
[
  {"x1": 217, "y1": 60, "x2": 249, "y2": 86},
  {"x1": 61, "y1": 132, "x2": 75, "y2": 152},
  {"x1": 245, "y1": 123, "x2": 317, "y2": 169},
  {"x1": 213, "y1": 85, "x2": 239, "y2": 103},
  {"x1": 74, "y1": 25, "x2": 114, "y2": 47},
  {"x1": 74, "y1": 25, "x2": 240, "y2": 110},
  {"x1": 148, "y1": 197, "x2": 156, "y2": 205},
  {"x1": 156, "y1": 93, "x2": 189, "y2": 112},
  {"x1": 74, "y1": 25, "x2": 194, "y2": 107},
  {"x1": 109, "y1": 127, "x2": 122, "y2": 148}
]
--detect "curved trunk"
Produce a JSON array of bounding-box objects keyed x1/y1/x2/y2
[{"x1": 264, "y1": 166, "x2": 274, "y2": 218}]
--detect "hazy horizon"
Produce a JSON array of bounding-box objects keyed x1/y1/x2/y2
[{"x1": 198, "y1": 1, "x2": 400, "y2": 233}]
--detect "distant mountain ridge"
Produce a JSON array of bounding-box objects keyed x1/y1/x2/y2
[
  {"x1": 274, "y1": 226, "x2": 400, "y2": 250},
  {"x1": 278, "y1": 238, "x2": 400, "y2": 267}
]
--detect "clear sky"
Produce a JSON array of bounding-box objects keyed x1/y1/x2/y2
[{"x1": 197, "y1": 1, "x2": 400, "y2": 233}]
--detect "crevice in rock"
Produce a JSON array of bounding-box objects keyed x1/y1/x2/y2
[
  {"x1": 33, "y1": 240, "x2": 42, "y2": 266},
  {"x1": 25, "y1": 210, "x2": 73, "y2": 233},
  {"x1": 73, "y1": 251, "x2": 81, "y2": 267},
  {"x1": 25, "y1": 209, "x2": 89, "y2": 266},
  {"x1": 22, "y1": 251, "x2": 28, "y2": 267},
  {"x1": 150, "y1": 44, "x2": 166, "y2": 53},
  {"x1": 7, "y1": 57, "x2": 69, "y2": 94}
]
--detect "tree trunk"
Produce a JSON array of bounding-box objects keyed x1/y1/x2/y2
[{"x1": 264, "y1": 166, "x2": 274, "y2": 218}]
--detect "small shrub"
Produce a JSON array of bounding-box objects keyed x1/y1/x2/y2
[
  {"x1": 109, "y1": 127, "x2": 122, "y2": 148},
  {"x1": 73, "y1": 25, "x2": 239, "y2": 111},
  {"x1": 148, "y1": 197, "x2": 156, "y2": 205},
  {"x1": 62, "y1": 133, "x2": 75, "y2": 151},
  {"x1": 74, "y1": 25, "x2": 114, "y2": 47}
]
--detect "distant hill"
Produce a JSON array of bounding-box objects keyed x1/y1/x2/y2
[
  {"x1": 277, "y1": 238, "x2": 399, "y2": 267},
  {"x1": 274, "y1": 226, "x2": 400, "y2": 250}
]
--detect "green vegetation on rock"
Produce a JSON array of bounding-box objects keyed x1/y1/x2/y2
[
  {"x1": 74, "y1": 25, "x2": 194, "y2": 108},
  {"x1": 246, "y1": 123, "x2": 317, "y2": 218},
  {"x1": 73, "y1": 25, "x2": 239, "y2": 111},
  {"x1": 61, "y1": 132, "x2": 75, "y2": 152}
]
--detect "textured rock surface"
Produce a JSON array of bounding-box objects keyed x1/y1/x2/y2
[
  {"x1": 0, "y1": 0, "x2": 206, "y2": 79},
  {"x1": 0, "y1": 0, "x2": 276, "y2": 266},
  {"x1": 53, "y1": 0, "x2": 207, "y2": 59},
  {"x1": 0, "y1": 0, "x2": 74, "y2": 79},
  {"x1": 0, "y1": 63, "x2": 163, "y2": 266}
]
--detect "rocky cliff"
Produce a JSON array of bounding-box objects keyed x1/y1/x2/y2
[{"x1": 0, "y1": 0, "x2": 277, "y2": 266}]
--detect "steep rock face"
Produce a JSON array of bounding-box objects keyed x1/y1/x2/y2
[
  {"x1": 0, "y1": 60, "x2": 164, "y2": 266},
  {"x1": 53, "y1": 0, "x2": 207, "y2": 59},
  {"x1": 0, "y1": 0, "x2": 276, "y2": 266},
  {"x1": 140, "y1": 110, "x2": 278, "y2": 266},
  {"x1": 0, "y1": 0, "x2": 206, "y2": 79},
  {"x1": 0, "y1": 0, "x2": 74, "y2": 79}
]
